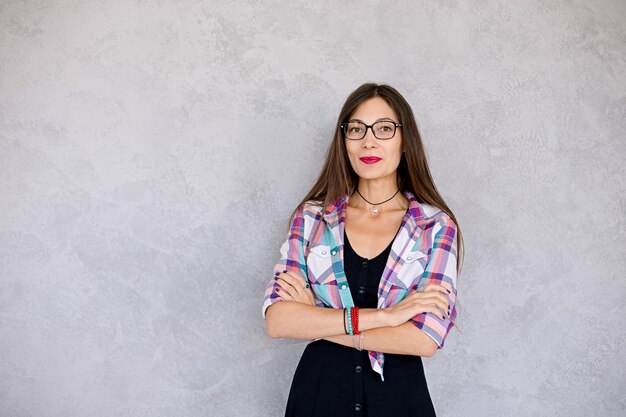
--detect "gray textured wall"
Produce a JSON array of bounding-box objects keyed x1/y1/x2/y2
[{"x1": 1, "y1": 1, "x2": 624, "y2": 416}]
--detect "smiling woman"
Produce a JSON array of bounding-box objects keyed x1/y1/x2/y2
[{"x1": 262, "y1": 83, "x2": 465, "y2": 417}]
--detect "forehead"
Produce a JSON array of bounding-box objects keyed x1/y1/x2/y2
[{"x1": 350, "y1": 96, "x2": 398, "y2": 122}]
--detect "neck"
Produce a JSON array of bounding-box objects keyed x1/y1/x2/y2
[
  {"x1": 351, "y1": 176, "x2": 406, "y2": 211},
  {"x1": 356, "y1": 176, "x2": 397, "y2": 201}
]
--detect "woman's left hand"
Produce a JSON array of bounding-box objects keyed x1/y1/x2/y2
[{"x1": 275, "y1": 270, "x2": 316, "y2": 306}]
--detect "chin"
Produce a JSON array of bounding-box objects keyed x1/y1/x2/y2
[{"x1": 357, "y1": 172, "x2": 388, "y2": 180}]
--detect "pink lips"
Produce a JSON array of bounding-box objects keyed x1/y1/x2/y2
[{"x1": 359, "y1": 156, "x2": 382, "y2": 164}]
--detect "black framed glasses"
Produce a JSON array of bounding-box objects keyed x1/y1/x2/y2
[{"x1": 340, "y1": 120, "x2": 402, "y2": 140}]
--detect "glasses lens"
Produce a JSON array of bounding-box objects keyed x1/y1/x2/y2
[
  {"x1": 344, "y1": 122, "x2": 366, "y2": 139},
  {"x1": 373, "y1": 121, "x2": 396, "y2": 139}
]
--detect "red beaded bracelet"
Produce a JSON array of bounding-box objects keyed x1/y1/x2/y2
[{"x1": 350, "y1": 306, "x2": 360, "y2": 335}]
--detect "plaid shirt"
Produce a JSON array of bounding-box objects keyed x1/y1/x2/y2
[{"x1": 262, "y1": 188, "x2": 459, "y2": 381}]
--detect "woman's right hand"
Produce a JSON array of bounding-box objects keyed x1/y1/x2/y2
[{"x1": 382, "y1": 284, "x2": 450, "y2": 327}]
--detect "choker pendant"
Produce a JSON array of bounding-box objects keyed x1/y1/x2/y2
[{"x1": 356, "y1": 188, "x2": 401, "y2": 218}]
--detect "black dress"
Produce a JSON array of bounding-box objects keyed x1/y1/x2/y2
[{"x1": 284, "y1": 230, "x2": 437, "y2": 417}]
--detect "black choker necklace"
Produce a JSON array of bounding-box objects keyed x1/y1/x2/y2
[{"x1": 356, "y1": 188, "x2": 400, "y2": 216}]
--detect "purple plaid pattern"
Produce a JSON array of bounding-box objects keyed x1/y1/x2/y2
[{"x1": 262, "y1": 188, "x2": 459, "y2": 381}]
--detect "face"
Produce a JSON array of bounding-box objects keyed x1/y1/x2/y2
[{"x1": 344, "y1": 96, "x2": 403, "y2": 182}]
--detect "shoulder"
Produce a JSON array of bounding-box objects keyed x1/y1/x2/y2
[
  {"x1": 296, "y1": 199, "x2": 325, "y2": 219},
  {"x1": 288, "y1": 200, "x2": 325, "y2": 232},
  {"x1": 417, "y1": 202, "x2": 457, "y2": 233},
  {"x1": 289, "y1": 200, "x2": 325, "y2": 241}
]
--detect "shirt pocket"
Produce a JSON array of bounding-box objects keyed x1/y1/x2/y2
[
  {"x1": 394, "y1": 248, "x2": 429, "y2": 289},
  {"x1": 306, "y1": 244, "x2": 336, "y2": 285}
]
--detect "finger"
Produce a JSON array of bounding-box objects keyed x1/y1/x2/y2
[
  {"x1": 277, "y1": 277, "x2": 302, "y2": 298},
  {"x1": 282, "y1": 269, "x2": 308, "y2": 284},
  {"x1": 420, "y1": 291, "x2": 450, "y2": 312},
  {"x1": 413, "y1": 291, "x2": 449, "y2": 313},
  {"x1": 422, "y1": 283, "x2": 451, "y2": 295},
  {"x1": 414, "y1": 295, "x2": 448, "y2": 316},
  {"x1": 277, "y1": 277, "x2": 313, "y2": 305},
  {"x1": 305, "y1": 287, "x2": 316, "y2": 304},
  {"x1": 275, "y1": 285, "x2": 294, "y2": 301},
  {"x1": 409, "y1": 290, "x2": 448, "y2": 306},
  {"x1": 278, "y1": 280, "x2": 315, "y2": 306},
  {"x1": 421, "y1": 304, "x2": 446, "y2": 320},
  {"x1": 279, "y1": 271, "x2": 309, "y2": 295},
  {"x1": 278, "y1": 271, "x2": 309, "y2": 291},
  {"x1": 422, "y1": 283, "x2": 450, "y2": 294}
]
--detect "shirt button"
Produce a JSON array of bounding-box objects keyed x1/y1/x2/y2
[
  {"x1": 407, "y1": 255, "x2": 413, "y2": 260},
  {"x1": 358, "y1": 286, "x2": 366, "y2": 294},
  {"x1": 354, "y1": 403, "x2": 362, "y2": 412},
  {"x1": 361, "y1": 260, "x2": 368, "y2": 269},
  {"x1": 331, "y1": 249, "x2": 337, "y2": 256},
  {"x1": 321, "y1": 250, "x2": 327, "y2": 255},
  {"x1": 355, "y1": 365, "x2": 362, "y2": 373},
  {"x1": 341, "y1": 284, "x2": 347, "y2": 290}
]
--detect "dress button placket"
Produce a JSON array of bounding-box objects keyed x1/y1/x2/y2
[{"x1": 353, "y1": 333, "x2": 364, "y2": 414}]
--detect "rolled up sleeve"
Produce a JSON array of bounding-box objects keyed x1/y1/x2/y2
[
  {"x1": 261, "y1": 204, "x2": 308, "y2": 319},
  {"x1": 410, "y1": 216, "x2": 459, "y2": 349}
]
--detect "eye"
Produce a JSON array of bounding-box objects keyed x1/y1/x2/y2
[
  {"x1": 375, "y1": 122, "x2": 395, "y2": 133},
  {"x1": 346, "y1": 122, "x2": 364, "y2": 133}
]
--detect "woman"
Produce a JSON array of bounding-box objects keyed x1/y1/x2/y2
[{"x1": 262, "y1": 83, "x2": 464, "y2": 416}]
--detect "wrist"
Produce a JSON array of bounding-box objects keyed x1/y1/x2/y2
[
  {"x1": 376, "y1": 308, "x2": 392, "y2": 327},
  {"x1": 361, "y1": 307, "x2": 390, "y2": 330}
]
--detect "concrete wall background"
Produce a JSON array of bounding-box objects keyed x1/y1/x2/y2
[{"x1": 1, "y1": 1, "x2": 624, "y2": 416}]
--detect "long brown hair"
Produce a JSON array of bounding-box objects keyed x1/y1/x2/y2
[{"x1": 288, "y1": 83, "x2": 464, "y2": 274}]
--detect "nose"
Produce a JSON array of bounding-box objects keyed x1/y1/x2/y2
[{"x1": 361, "y1": 127, "x2": 377, "y2": 148}]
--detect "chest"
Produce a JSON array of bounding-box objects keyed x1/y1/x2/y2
[
  {"x1": 305, "y1": 219, "x2": 430, "y2": 309},
  {"x1": 343, "y1": 207, "x2": 406, "y2": 259}
]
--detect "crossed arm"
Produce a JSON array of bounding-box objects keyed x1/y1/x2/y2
[
  {"x1": 264, "y1": 271, "x2": 450, "y2": 357},
  {"x1": 264, "y1": 209, "x2": 458, "y2": 356},
  {"x1": 265, "y1": 302, "x2": 439, "y2": 357}
]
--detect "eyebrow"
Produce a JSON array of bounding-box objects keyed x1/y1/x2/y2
[{"x1": 348, "y1": 117, "x2": 397, "y2": 123}]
